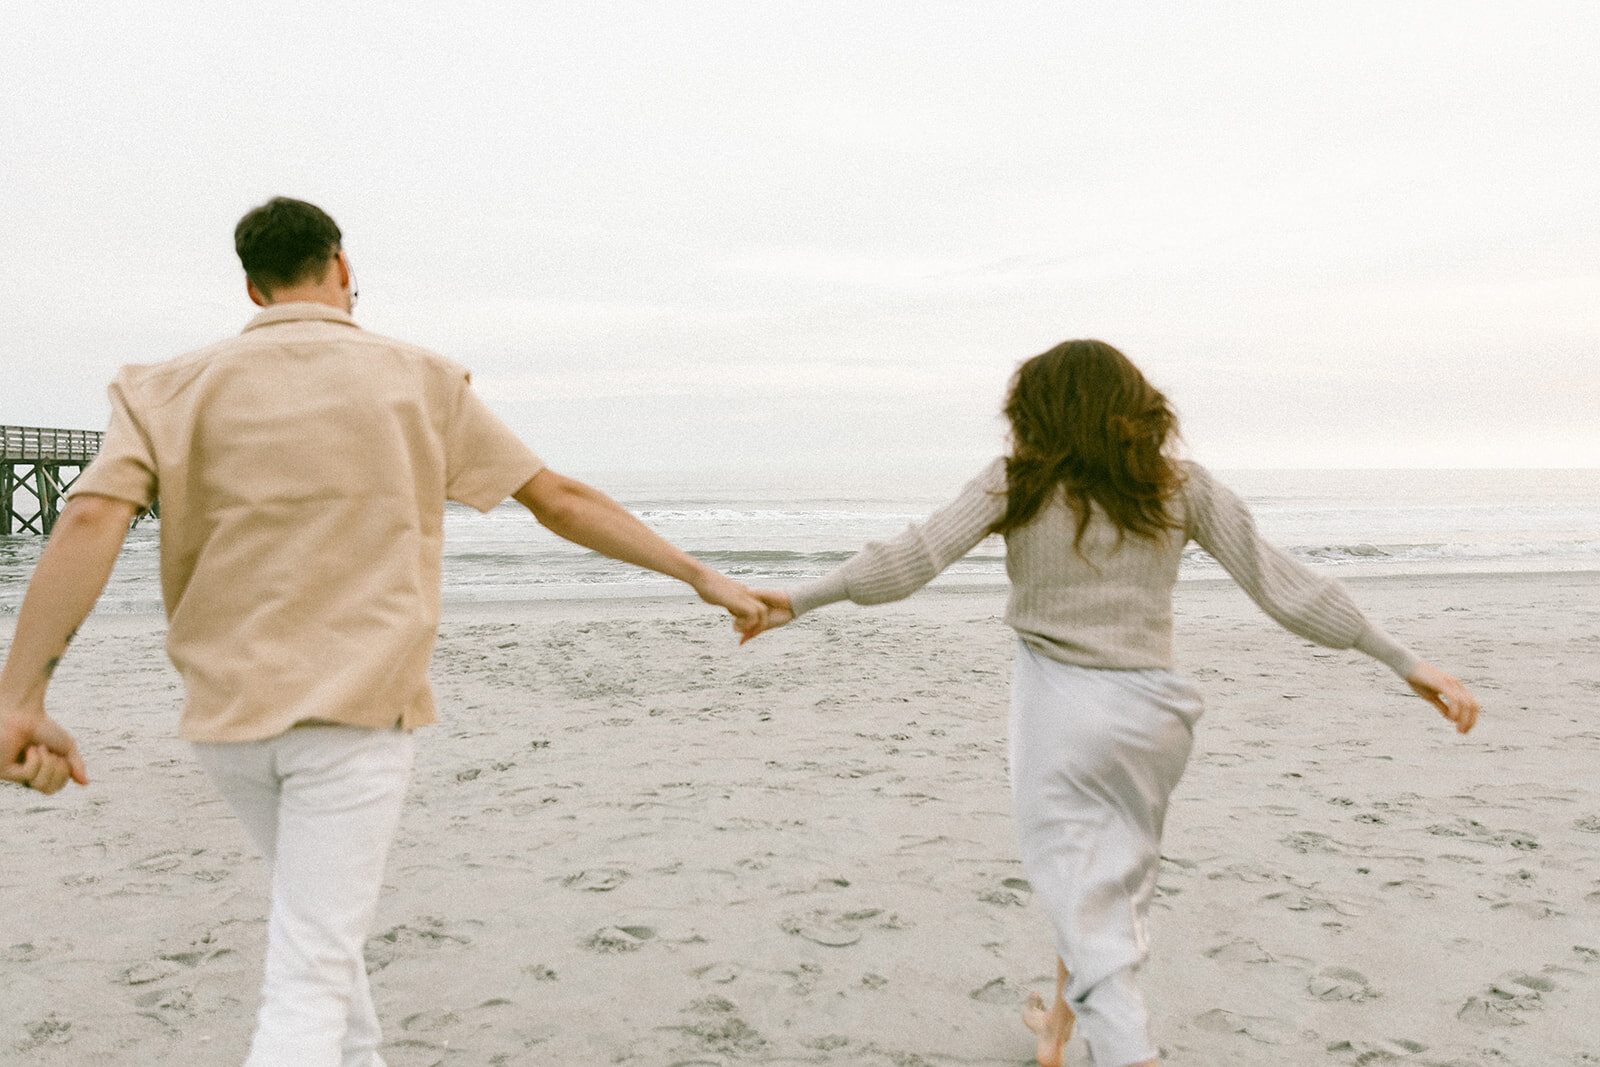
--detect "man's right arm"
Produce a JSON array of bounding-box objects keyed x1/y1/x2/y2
[{"x1": 0, "y1": 493, "x2": 139, "y2": 790}]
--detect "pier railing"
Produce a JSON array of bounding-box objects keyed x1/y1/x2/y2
[
  {"x1": 1, "y1": 424, "x2": 109, "y2": 535},
  {"x1": 2, "y1": 425, "x2": 105, "y2": 464}
]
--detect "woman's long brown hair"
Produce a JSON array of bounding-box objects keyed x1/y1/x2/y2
[{"x1": 993, "y1": 339, "x2": 1184, "y2": 545}]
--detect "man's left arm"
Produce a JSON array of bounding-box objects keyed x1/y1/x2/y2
[
  {"x1": 0, "y1": 493, "x2": 139, "y2": 791},
  {"x1": 513, "y1": 470, "x2": 767, "y2": 639}
]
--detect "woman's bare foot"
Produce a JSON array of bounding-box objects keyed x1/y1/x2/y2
[
  {"x1": 1022, "y1": 958, "x2": 1074, "y2": 1067},
  {"x1": 1022, "y1": 991, "x2": 1073, "y2": 1066}
]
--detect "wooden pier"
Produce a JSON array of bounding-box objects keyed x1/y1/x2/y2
[{"x1": 1, "y1": 425, "x2": 106, "y2": 535}]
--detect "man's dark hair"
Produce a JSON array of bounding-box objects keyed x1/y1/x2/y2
[{"x1": 234, "y1": 197, "x2": 342, "y2": 295}]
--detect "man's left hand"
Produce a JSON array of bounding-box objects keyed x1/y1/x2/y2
[
  {"x1": 1, "y1": 710, "x2": 88, "y2": 792},
  {"x1": 690, "y1": 572, "x2": 769, "y2": 643}
]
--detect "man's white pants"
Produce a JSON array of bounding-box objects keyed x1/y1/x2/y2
[{"x1": 194, "y1": 723, "x2": 415, "y2": 1067}]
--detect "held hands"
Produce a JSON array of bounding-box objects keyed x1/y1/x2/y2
[
  {"x1": 688, "y1": 568, "x2": 799, "y2": 645},
  {"x1": 0, "y1": 709, "x2": 88, "y2": 793},
  {"x1": 1405, "y1": 661, "x2": 1480, "y2": 734},
  {"x1": 746, "y1": 590, "x2": 794, "y2": 640},
  {"x1": 690, "y1": 570, "x2": 773, "y2": 643}
]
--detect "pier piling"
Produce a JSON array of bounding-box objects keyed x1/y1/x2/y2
[{"x1": 1, "y1": 425, "x2": 107, "y2": 535}]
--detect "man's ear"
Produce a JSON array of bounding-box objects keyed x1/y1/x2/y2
[
  {"x1": 336, "y1": 249, "x2": 351, "y2": 290},
  {"x1": 247, "y1": 277, "x2": 269, "y2": 307}
]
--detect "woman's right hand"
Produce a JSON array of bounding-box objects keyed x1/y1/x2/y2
[
  {"x1": 1405, "y1": 661, "x2": 1480, "y2": 734},
  {"x1": 742, "y1": 590, "x2": 795, "y2": 642}
]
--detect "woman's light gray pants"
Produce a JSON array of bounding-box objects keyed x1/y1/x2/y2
[{"x1": 1009, "y1": 639, "x2": 1204, "y2": 1066}]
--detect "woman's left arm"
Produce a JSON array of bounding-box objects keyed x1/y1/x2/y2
[
  {"x1": 1186, "y1": 465, "x2": 1479, "y2": 732},
  {"x1": 1185, "y1": 464, "x2": 1414, "y2": 671}
]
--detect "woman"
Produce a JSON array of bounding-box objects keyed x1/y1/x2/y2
[{"x1": 748, "y1": 340, "x2": 1479, "y2": 1067}]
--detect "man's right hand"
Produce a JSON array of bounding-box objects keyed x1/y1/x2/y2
[{"x1": 1, "y1": 710, "x2": 88, "y2": 792}]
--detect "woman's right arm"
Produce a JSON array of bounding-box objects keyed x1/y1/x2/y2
[{"x1": 782, "y1": 459, "x2": 1009, "y2": 619}]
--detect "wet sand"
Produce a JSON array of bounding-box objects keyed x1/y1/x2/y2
[{"x1": 4, "y1": 570, "x2": 1598, "y2": 1065}]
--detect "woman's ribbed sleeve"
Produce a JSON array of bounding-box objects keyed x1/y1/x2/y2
[
  {"x1": 788, "y1": 459, "x2": 1009, "y2": 617},
  {"x1": 1183, "y1": 464, "x2": 1420, "y2": 678}
]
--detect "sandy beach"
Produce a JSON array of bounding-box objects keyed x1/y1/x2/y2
[{"x1": 4, "y1": 570, "x2": 1598, "y2": 1065}]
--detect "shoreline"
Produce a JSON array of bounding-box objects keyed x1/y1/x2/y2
[{"x1": 4, "y1": 566, "x2": 1590, "y2": 627}]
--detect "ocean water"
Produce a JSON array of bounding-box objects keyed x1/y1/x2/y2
[{"x1": 2, "y1": 468, "x2": 1597, "y2": 614}]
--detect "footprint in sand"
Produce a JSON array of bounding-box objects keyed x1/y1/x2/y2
[
  {"x1": 1193, "y1": 1007, "x2": 1299, "y2": 1045},
  {"x1": 1204, "y1": 938, "x2": 1316, "y2": 996},
  {"x1": 780, "y1": 907, "x2": 900, "y2": 947},
  {"x1": 400, "y1": 1009, "x2": 461, "y2": 1032},
  {"x1": 1266, "y1": 889, "x2": 1370, "y2": 918},
  {"x1": 561, "y1": 867, "x2": 630, "y2": 892},
  {"x1": 1204, "y1": 937, "x2": 1311, "y2": 972},
  {"x1": 583, "y1": 925, "x2": 657, "y2": 953},
  {"x1": 1326, "y1": 1036, "x2": 1427, "y2": 1063},
  {"x1": 131, "y1": 850, "x2": 189, "y2": 873},
  {"x1": 784, "y1": 962, "x2": 823, "y2": 996},
  {"x1": 3, "y1": 938, "x2": 72, "y2": 963},
  {"x1": 1206, "y1": 938, "x2": 1275, "y2": 965},
  {"x1": 693, "y1": 963, "x2": 740, "y2": 984},
  {"x1": 1205, "y1": 860, "x2": 1280, "y2": 884},
  {"x1": 1456, "y1": 971, "x2": 1556, "y2": 1028},
  {"x1": 400, "y1": 998, "x2": 513, "y2": 1034},
  {"x1": 133, "y1": 984, "x2": 196, "y2": 1027},
  {"x1": 1488, "y1": 899, "x2": 1564, "y2": 920},
  {"x1": 969, "y1": 976, "x2": 1028, "y2": 1005},
  {"x1": 1425, "y1": 817, "x2": 1540, "y2": 852},
  {"x1": 16, "y1": 1014, "x2": 73, "y2": 1051},
  {"x1": 782, "y1": 912, "x2": 861, "y2": 947},
  {"x1": 121, "y1": 959, "x2": 184, "y2": 986},
  {"x1": 1280, "y1": 830, "x2": 1357, "y2": 855},
  {"x1": 1307, "y1": 966, "x2": 1382, "y2": 1002},
  {"x1": 977, "y1": 885, "x2": 1028, "y2": 907},
  {"x1": 666, "y1": 995, "x2": 767, "y2": 1056},
  {"x1": 365, "y1": 916, "x2": 478, "y2": 971}
]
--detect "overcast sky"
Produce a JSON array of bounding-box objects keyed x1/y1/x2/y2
[{"x1": 3, "y1": 1, "x2": 1596, "y2": 480}]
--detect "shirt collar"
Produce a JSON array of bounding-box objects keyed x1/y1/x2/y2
[{"x1": 242, "y1": 301, "x2": 360, "y2": 333}]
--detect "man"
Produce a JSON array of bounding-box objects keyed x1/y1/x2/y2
[{"x1": 0, "y1": 197, "x2": 766, "y2": 1065}]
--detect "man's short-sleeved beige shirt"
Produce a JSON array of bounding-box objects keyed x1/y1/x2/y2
[{"x1": 69, "y1": 302, "x2": 544, "y2": 742}]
